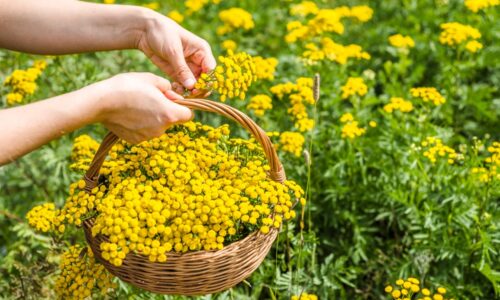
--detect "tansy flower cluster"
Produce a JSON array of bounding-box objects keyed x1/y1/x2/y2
[
  {"x1": 410, "y1": 87, "x2": 446, "y2": 106},
  {"x1": 340, "y1": 113, "x2": 366, "y2": 139},
  {"x1": 385, "y1": 277, "x2": 450, "y2": 300},
  {"x1": 142, "y1": 2, "x2": 160, "y2": 10},
  {"x1": 383, "y1": 97, "x2": 414, "y2": 113},
  {"x1": 464, "y1": 0, "x2": 499, "y2": 13},
  {"x1": 464, "y1": 40, "x2": 483, "y2": 53},
  {"x1": 64, "y1": 123, "x2": 305, "y2": 267},
  {"x1": 349, "y1": 5, "x2": 374, "y2": 22},
  {"x1": 61, "y1": 180, "x2": 107, "y2": 226},
  {"x1": 341, "y1": 77, "x2": 368, "y2": 99},
  {"x1": 252, "y1": 56, "x2": 279, "y2": 80},
  {"x1": 302, "y1": 37, "x2": 370, "y2": 65},
  {"x1": 70, "y1": 134, "x2": 100, "y2": 171},
  {"x1": 217, "y1": 8, "x2": 254, "y2": 35},
  {"x1": 471, "y1": 141, "x2": 499, "y2": 182},
  {"x1": 388, "y1": 34, "x2": 415, "y2": 49},
  {"x1": 195, "y1": 50, "x2": 256, "y2": 102},
  {"x1": 55, "y1": 245, "x2": 116, "y2": 300},
  {"x1": 247, "y1": 94, "x2": 273, "y2": 117},
  {"x1": 278, "y1": 132, "x2": 305, "y2": 157},
  {"x1": 270, "y1": 78, "x2": 315, "y2": 132},
  {"x1": 185, "y1": 0, "x2": 221, "y2": 15},
  {"x1": 3, "y1": 60, "x2": 47, "y2": 106},
  {"x1": 221, "y1": 39, "x2": 237, "y2": 52},
  {"x1": 439, "y1": 22, "x2": 482, "y2": 52},
  {"x1": 421, "y1": 137, "x2": 458, "y2": 164},
  {"x1": 167, "y1": 10, "x2": 184, "y2": 23},
  {"x1": 290, "y1": 1, "x2": 319, "y2": 16},
  {"x1": 26, "y1": 203, "x2": 65, "y2": 233},
  {"x1": 285, "y1": 5, "x2": 373, "y2": 43},
  {"x1": 291, "y1": 292, "x2": 318, "y2": 300}
]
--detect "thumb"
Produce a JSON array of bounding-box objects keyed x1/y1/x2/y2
[
  {"x1": 164, "y1": 99, "x2": 194, "y2": 125},
  {"x1": 170, "y1": 43, "x2": 197, "y2": 89}
]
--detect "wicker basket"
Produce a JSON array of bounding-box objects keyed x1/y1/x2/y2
[{"x1": 82, "y1": 98, "x2": 286, "y2": 295}]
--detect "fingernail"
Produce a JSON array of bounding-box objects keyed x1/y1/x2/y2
[{"x1": 183, "y1": 78, "x2": 196, "y2": 89}]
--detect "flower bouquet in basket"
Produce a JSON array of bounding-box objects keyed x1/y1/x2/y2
[{"x1": 26, "y1": 50, "x2": 307, "y2": 298}]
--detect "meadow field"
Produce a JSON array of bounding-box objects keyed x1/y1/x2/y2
[{"x1": 0, "y1": 0, "x2": 498, "y2": 299}]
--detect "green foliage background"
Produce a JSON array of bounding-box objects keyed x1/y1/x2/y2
[{"x1": 0, "y1": 0, "x2": 499, "y2": 299}]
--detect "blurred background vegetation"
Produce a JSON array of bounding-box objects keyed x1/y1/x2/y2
[{"x1": 0, "y1": 0, "x2": 498, "y2": 299}]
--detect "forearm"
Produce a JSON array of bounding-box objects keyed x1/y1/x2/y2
[
  {"x1": 0, "y1": 0, "x2": 153, "y2": 54},
  {"x1": 0, "y1": 86, "x2": 102, "y2": 165}
]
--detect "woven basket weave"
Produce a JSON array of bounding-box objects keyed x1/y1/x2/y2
[{"x1": 82, "y1": 98, "x2": 286, "y2": 295}]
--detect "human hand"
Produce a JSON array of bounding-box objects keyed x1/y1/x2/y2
[
  {"x1": 93, "y1": 72, "x2": 193, "y2": 144},
  {"x1": 136, "y1": 11, "x2": 217, "y2": 91}
]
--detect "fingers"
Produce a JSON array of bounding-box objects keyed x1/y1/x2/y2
[
  {"x1": 139, "y1": 73, "x2": 184, "y2": 100},
  {"x1": 172, "y1": 82, "x2": 184, "y2": 94},
  {"x1": 163, "y1": 99, "x2": 194, "y2": 124},
  {"x1": 164, "y1": 90, "x2": 183, "y2": 100},
  {"x1": 168, "y1": 40, "x2": 197, "y2": 89},
  {"x1": 190, "y1": 40, "x2": 216, "y2": 73}
]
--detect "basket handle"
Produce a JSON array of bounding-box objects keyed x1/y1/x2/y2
[{"x1": 83, "y1": 98, "x2": 286, "y2": 190}]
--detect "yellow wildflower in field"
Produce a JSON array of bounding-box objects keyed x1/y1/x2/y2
[
  {"x1": 217, "y1": 8, "x2": 255, "y2": 35},
  {"x1": 410, "y1": 87, "x2": 446, "y2": 106},
  {"x1": 290, "y1": 1, "x2": 319, "y2": 16},
  {"x1": 286, "y1": 5, "x2": 373, "y2": 43},
  {"x1": 340, "y1": 113, "x2": 367, "y2": 140},
  {"x1": 3, "y1": 59, "x2": 47, "y2": 105},
  {"x1": 195, "y1": 50, "x2": 256, "y2": 101},
  {"x1": 439, "y1": 22, "x2": 481, "y2": 50},
  {"x1": 26, "y1": 203, "x2": 65, "y2": 233},
  {"x1": 348, "y1": 5, "x2": 374, "y2": 22},
  {"x1": 279, "y1": 132, "x2": 305, "y2": 157},
  {"x1": 55, "y1": 245, "x2": 116, "y2": 299},
  {"x1": 271, "y1": 77, "x2": 315, "y2": 132},
  {"x1": 385, "y1": 277, "x2": 451, "y2": 300},
  {"x1": 253, "y1": 56, "x2": 279, "y2": 80},
  {"x1": 143, "y1": 2, "x2": 160, "y2": 10},
  {"x1": 303, "y1": 37, "x2": 370, "y2": 65},
  {"x1": 168, "y1": 10, "x2": 184, "y2": 23},
  {"x1": 103, "y1": 0, "x2": 115, "y2": 4},
  {"x1": 465, "y1": 0, "x2": 499, "y2": 12},
  {"x1": 221, "y1": 39, "x2": 237, "y2": 51},
  {"x1": 185, "y1": 0, "x2": 220, "y2": 14},
  {"x1": 69, "y1": 134, "x2": 100, "y2": 171},
  {"x1": 247, "y1": 94, "x2": 273, "y2": 116},
  {"x1": 465, "y1": 40, "x2": 483, "y2": 52},
  {"x1": 421, "y1": 137, "x2": 457, "y2": 164},
  {"x1": 66, "y1": 123, "x2": 305, "y2": 267},
  {"x1": 307, "y1": 8, "x2": 346, "y2": 35},
  {"x1": 388, "y1": 34, "x2": 415, "y2": 49},
  {"x1": 291, "y1": 292, "x2": 318, "y2": 300},
  {"x1": 285, "y1": 21, "x2": 310, "y2": 43},
  {"x1": 383, "y1": 97, "x2": 414, "y2": 113},
  {"x1": 472, "y1": 141, "x2": 500, "y2": 182},
  {"x1": 6, "y1": 92, "x2": 23, "y2": 105},
  {"x1": 341, "y1": 77, "x2": 368, "y2": 99},
  {"x1": 341, "y1": 121, "x2": 366, "y2": 139},
  {"x1": 340, "y1": 112, "x2": 354, "y2": 123}
]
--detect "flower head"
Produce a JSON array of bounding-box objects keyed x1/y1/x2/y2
[
  {"x1": 439, "y1": 22, "x2": 481, "y2": 47},
  {"x1": 410, "y1": 87, "x2": 446, "y2": 106},
  {"x1": 195, "y1": 50, "x2": 257, "y2": 101},
  {"x1": 388, "y1": 34, "x2": 415, "y2": 49},
  {"x1": 247, "y1": 94, "x2": 273, "y2": 116},
  {"x1": 341, "y1": 77, "x2": 368, "y2": 99},
  {"x1": 217, "y1": 8, "x2": 254, "y2": 35}
]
